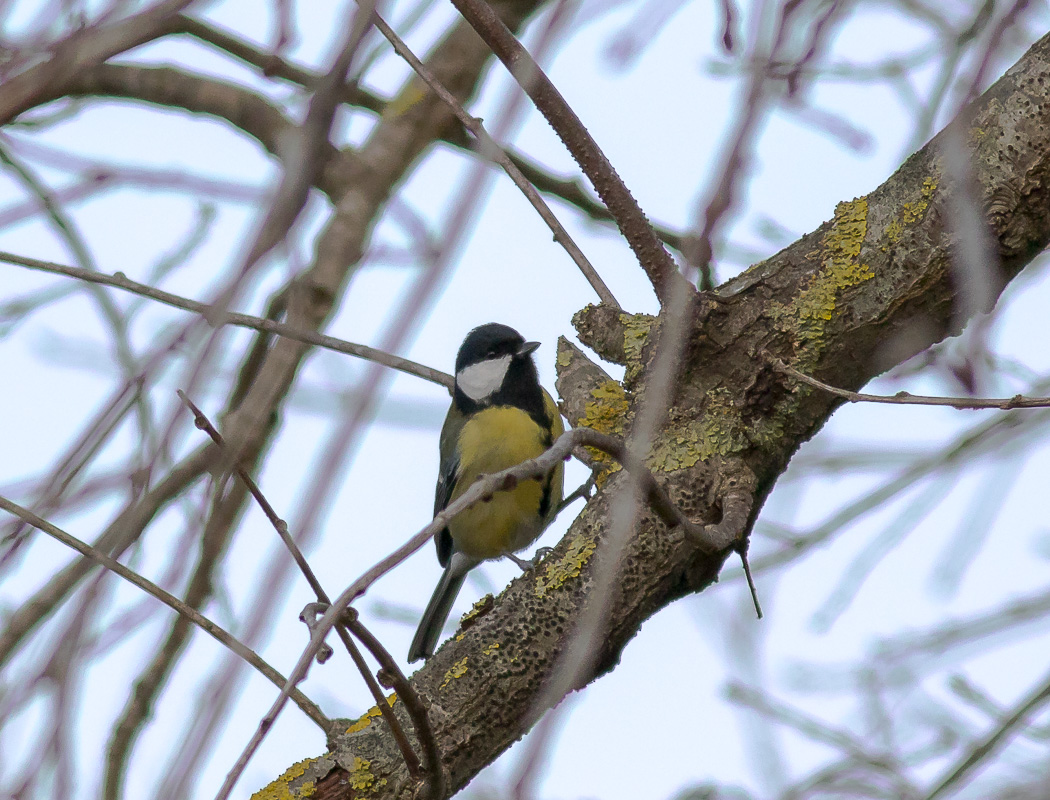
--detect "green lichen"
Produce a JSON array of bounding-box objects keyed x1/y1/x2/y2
[
  {"x1": 747, "y1": 403, "x2": 791, "y2": 449},
  {"x1": 251, "y1": 757, "x2": 319, "y2": 800},
  {"x1": 648, "y1": 420, "x2": 703, "y2": 472},
  {"x1": 345, "y1": 693, "x2": 398, "y2": 734},
  {"x1": 772, "y1": 197, "x2": 874, "y2": 367},
  {"x1": 698, "y1": 389, "x2": 750, "y2": 459},
  {"x1": 440, "y1": 657, "x2": 469, "y2": 689},
  {"x1": 534, "y1": 534, "x2": 596, "y2": 598},
  {"x1": 883, "y1": 177, "x2": 936, "y2": 242}
]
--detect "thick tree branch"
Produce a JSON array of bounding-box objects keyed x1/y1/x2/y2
[
  {"x1": 255, "y1": 29, "x2": 1050, "y2": 800},
  {"x1": 0, "y1": 0, "x2": 198, "y2": 125}
]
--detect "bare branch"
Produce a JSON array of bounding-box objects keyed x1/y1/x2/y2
[
  {"x1": 0, "y1": 0, "x2": 200, "y2": 125},
  {"x1": 0, "y1": 250, "x2": 453, "y2": 389},
  {"x1": 447, "y1": 0, "x2": 691, "y2": 303},
  {"x1": 0, "y1": 494, "x2": 329, "y2": 730},
  {"x1": 771, "y1": 355, "x2": 1050, "y2": 409},
  {"x1": 179, "y1": 390, "x2": 426, "y2": 780},
  {"x1": 366, "y1": 8, "x2": 619, "y2": 308}
]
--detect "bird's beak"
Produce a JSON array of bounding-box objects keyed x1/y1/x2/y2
[{"x1": 519, "y1": 341, "x2": 541, "y2": 356}]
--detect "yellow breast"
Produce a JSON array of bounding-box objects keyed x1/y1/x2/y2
[{"x1": 449, "y1": 406, "x2": 556, "y2": 559}]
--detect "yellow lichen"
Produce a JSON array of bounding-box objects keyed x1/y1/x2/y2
[
  {"x1": 251, "y1": 757, "x2": 319, "y2": 800},
  {"x1": 534, "y1": 534, "x2": 596, "y2": 598},
  {"x1": 884, "y1": 177, "x2": 936, "y2": 242},
  {"x1": 458, "y1": 594, "x2": 494, "y2": 631},
  {"x1": 345, "y1": 693, "x2": 398, "y2": 734},
  {"x1": 799, "y1": 198, "x2": 872, "y2": 325},
  {"x1": 580, "y1": 381, "x2": 628, "y2": 434},
  {"x1": 347, "y1": 757, "x2": 385, "y2": 794},
  {"x1": 483, "y1": 642, "x2": 500, "y2": 656},
  {"x1": 578, "y1": 381, "x2": 630, "y2": 483},
  {"x1": 619, "y1": 312, "x2": 655, "y2": 384},
  {"x1": 440, "y1": 657, "x2": 469, "y2": 689},
  {"x1": 772, "y1": 197, "x2": 874, "y2": 366},
  {"x1": 647, "y1": 390, "x2": 748, "y2": 472}
]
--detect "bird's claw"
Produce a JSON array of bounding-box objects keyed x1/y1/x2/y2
[{"x1": 506, "y1": 546, "x2": 553, "y2": 571}]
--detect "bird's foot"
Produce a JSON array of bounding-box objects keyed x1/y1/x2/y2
[{"x1": 506, "y1": 546, "x2": 553, "y2": 571}]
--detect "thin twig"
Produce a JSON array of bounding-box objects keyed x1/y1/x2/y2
[
  {"x1": 0, "y1": 494, "x2": 329, "y2": 730},
  {"x1": 772, "y1": 356, "x2": 1050, "y2": 409},
  {"x1": 0, "y1": 250, "x2": 453, "y2": 389},
  {"x1": 177, "y1": 391, "x2": 326, "y2": 598},
  {"x1": 342, "y1": 608, "x2": 445, "y2": 799},
  {"x1": 922, "y1": 665, "x2": 1050, "y2": 799},
  {"x1": 739, "y1": 550, "x2": 762, "y2": 619},
  {"x1": 366, "y1": 9, "x2": 619, "y2": 309},
  {"x1": 177, "y1": 391, "x2": 423, "y2": 778},
  {"x1": 725, "y1": 683, "x2": 887, "y2": 763}
]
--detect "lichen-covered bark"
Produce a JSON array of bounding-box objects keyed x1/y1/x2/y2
[{"x1": 258, "y1": 30, "x2": 1050, "y2": 800}]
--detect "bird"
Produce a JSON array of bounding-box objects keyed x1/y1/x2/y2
[{"x1": 407, "y1": 323, "x2": 564, "y2": 663}]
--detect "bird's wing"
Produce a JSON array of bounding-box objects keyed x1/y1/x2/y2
[
  {"x1": 433, "y1": 403, "x2": 464, "y2": 567},
  {"x1": 538, "y1": 388, "x2": 566, "y2": 522}
]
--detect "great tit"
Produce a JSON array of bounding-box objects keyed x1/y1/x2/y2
[{"x1": 408, "y1": 323, "x2": 564, "y2": 663}]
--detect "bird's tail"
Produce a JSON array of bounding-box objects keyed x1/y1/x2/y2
[{"x1": 407, "y1": 555, "x2": 471, "y2": 663}]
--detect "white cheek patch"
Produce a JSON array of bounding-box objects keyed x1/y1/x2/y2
[{"x1": 457, "y1": 355, "x2": 512, "y2": 401}]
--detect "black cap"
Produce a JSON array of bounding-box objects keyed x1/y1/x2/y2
[{"x1": 455, "y1": 323, "x2": 532, "y2": 372}]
